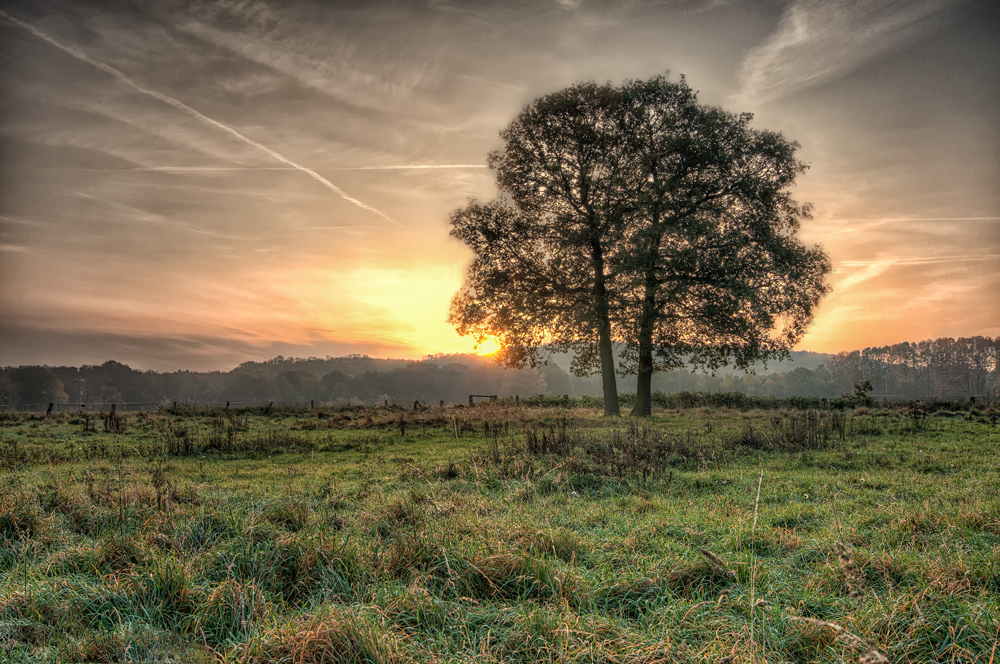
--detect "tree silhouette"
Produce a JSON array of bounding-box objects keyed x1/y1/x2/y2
[
  {"x1": 451, "y1": 82, "x2": 636, "y2": 415},
  {"x1": 450, "y1": 74, "x2": 830, "y2": 415},
  {"x1": 616, "y1": 76, "x2": 830, "y2": 415}
]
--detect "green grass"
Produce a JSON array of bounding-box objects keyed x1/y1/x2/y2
[{"x1": 1, "y1": 402, "x2": 997, "y2": 663}]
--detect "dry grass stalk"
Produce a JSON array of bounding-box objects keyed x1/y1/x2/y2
[
  {"x1": 749, "y1": 467, "x2": 764, "y2": 664},
  {"x1": 700, "y1": 549, "x2": 737, "y2": 580},
  {"x1": 788, "y1": 616, "x2": 861, "y2": 646},
  {"x1": 787, "y1": 616, "x2": 889, "y2": 662},
  {"x1": 835, "y1": 541, "x2": 865, "y2": 598},
  {"x1": 680, "y1": 600, "x2": 713, "y2": 627},
  {"x1": 990, "y1": 621, "x2": 1000, "y2": 664}
]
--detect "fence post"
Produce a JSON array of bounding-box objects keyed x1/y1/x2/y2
[
  {"x1": 469, "y1": 394, "x2": 474, "y2": 406},
  {"x1": 110, "y1": 403, "x2": 116, "y2": 416},
  {"x1": 46, "y1": 403, "x2": 54, "y2": 415},
  {"x1": 439, "y1": 400, "x2": 444, "y2": 408}
]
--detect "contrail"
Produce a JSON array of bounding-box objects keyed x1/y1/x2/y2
[
  {"x1": 840, "y1": 255, "x2": 1000, "y2": 266},
  {"x1": 13, "y1": 164, "x2": 488, "y2": 172},
  {"x1": 0, "y1": 9, "x2": 398, "y2": 226},
  {"x1": 335, "y1": 164, "x2": 487, "y2": 170},
  {"x1": 828, "y1": 216, "x2": 1000, "y2": 234},
  {"x1": 136, "y1": 164, "x2": 488, "y2": 171},
  {"x1": 836, "y1": 217, "x2": 1000, "y2": 222}
]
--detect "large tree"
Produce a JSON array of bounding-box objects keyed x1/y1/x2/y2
[
  {"x1": 449, "y1": 74, "x2": 829, "y2": 416},
  {"x1": 450, "y1": 82, "x2": 635, "y2": 416},
  {"x1": 617, "y1": 75, "x2": 830, "y2": 415}
]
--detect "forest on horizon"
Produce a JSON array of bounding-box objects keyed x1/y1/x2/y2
[{"x1": 1, "y1": 336, "x2": 996, "y2": 410}]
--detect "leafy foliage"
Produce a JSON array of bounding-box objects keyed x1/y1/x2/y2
[{"x1": 449, "y1": 74, "x2": 830, "y2": 416}]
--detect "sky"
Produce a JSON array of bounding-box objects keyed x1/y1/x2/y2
[{"x1": 1, "y1": 0, "x2": 997, "y2": 372}]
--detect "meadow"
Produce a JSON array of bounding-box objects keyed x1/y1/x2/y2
[{"x1": 1, "y1": 398, "x2": 997, "y2": 663}]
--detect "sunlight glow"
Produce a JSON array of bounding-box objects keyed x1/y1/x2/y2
[{"x1": 474, "y1": 336, "x2": 502, "y2": 356}]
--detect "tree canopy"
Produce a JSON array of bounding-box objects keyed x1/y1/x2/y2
[
  {"x1": 449, "y1": 74, "x2": 831, "y2": 416},
  {"x1": 451, "y1": 82, "x2": 635, "y2": 414}
]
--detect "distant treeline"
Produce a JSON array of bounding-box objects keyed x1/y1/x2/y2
[{"x1": 1, "y1": 336, "x2": 996, "y2": 409}]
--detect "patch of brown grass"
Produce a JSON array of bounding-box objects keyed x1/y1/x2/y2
[{"x1": 237, "y1": 608, "x2": 409, "y2": 664}]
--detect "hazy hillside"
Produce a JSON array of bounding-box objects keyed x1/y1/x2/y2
[{"x1": 1, "y1": 337, "x2": 994, "y2": 409}]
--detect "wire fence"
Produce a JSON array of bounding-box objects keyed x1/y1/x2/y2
[
  {"x1": 0, "y1": 391, "x2": 993, "y2": 414},
  {"x1": 0, "y1": 396, "x2": 540, "y2": 413},
  {"x1": 0, "y1": 399, "x2": 317, "y2": 413}
]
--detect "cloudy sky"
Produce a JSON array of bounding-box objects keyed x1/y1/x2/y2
[{"x1": 1, "y1": 0, "x2": 997, "y2": 371}]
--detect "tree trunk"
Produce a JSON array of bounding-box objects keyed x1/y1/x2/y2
[
  {"x1": 597, "y1": 316, "x2": 620, "y2": 416},
  {"x1": 632, "y1": 272, "x2": 658, "y2": 417},
  {"x1": 633, "y1": 342, "x2": 654, "y2": 416},
  {"x1": 590, "y1": 238, "x2": 620, "y2": 416},
  {"x1": 632, "y1": 213, "x2": 663, "y2": 417}
]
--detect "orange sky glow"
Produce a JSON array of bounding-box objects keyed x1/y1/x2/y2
[{"x1": 1, "y1": 1, "x2": 997, "y2": 372}]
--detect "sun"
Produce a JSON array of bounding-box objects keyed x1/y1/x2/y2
[{"x1": 474, "y1": 336, "x2": 502, "y2": 356}]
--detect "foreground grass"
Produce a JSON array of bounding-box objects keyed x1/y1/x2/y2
[{"x1": 1, "y1": 402, "x2": 998, "y2": 663}]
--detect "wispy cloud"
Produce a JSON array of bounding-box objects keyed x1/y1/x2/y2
[
  {"x1": 825, "y1": 216, "x2": 1000, "y2": 234},
  {"x1": 332, "y1": 164, "x2": 487, "y2": 170},
  {"x1": 734, "y1": 0, "x2": 966, "y2": 106},
  {"x1": 2, "y1": 0, "x2": 995, "y2": 366},
  {"x1": 176, "y1": 0, "x2": 451, "y2": 112},
  {"x1": 838, "y1": 217, "x2": 1000, "y2": 222},
  {"x1": 11, "y1": 165, "x2": 486, "y2": 172},
  {"x1": 840, "y1": 254, "x2": 1000, "y2": 266},
  {"x1": 73, "y1": 192, "x2": 252, "y2": 242},
  {"x1": 831, "y1": 258, "x2": 895, "y2": 292},
  {"x1": 0, "y1": 215, "x2": 46, "y2": 228},
  {"x1": 0, "y1": 8, "x2": 398, "y2": 226}
]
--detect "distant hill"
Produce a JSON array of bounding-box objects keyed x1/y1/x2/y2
[
  {"x1": 720, "y1": 350, "x2": 834, "y2": 374},
  {"x1": 1, "y1": 337, "x2": 993, "y2": 408}
]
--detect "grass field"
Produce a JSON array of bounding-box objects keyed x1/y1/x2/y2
[{"x1": 1, "y1": 400, "x2": 998, "y2": 663}]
